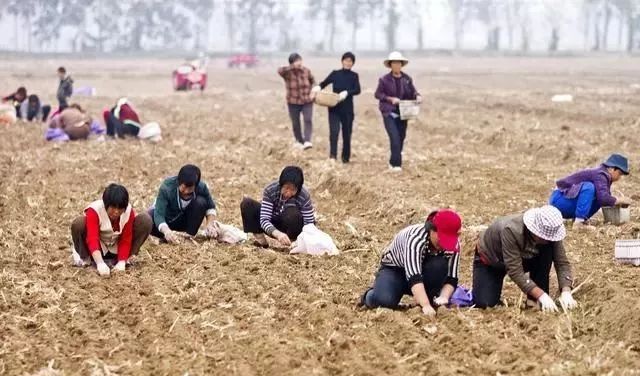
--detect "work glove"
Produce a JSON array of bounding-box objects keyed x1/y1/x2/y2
[
  {"x1": 433, "y1": 296, "x2": 449, "y2": 307},
  {"x1": 558, "y1": 291, "x2": 578, "y2": 310},
  {"x1": 338, "y1": 91, "x2": 348, "y2": 101},
  {"x1": 112, "y1": 261, "x2": 126, "y2": 272},
  {"x1": 96, "y1": 262, "x2": 111, "y2": 277},
  {"x1": 421, "y1": 305, "x2": 436, "y2": 317},
  {"x1": 311, "y1": 86, "x2": 321, "y2": 94},
  {"x1": 538, "y1": 293, "x2": 559, "y2": 313},
  {"x1": 204, "y1": 222, "x2": 219, "y2": 239}
]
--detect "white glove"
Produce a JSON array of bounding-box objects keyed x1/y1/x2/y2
[
  {"x1": 204, "y1": 222, "x2": 219, "y2": 239},
  {"x1": 311, "y1": 86, "x2": 321, "y2": 94},
  {"x1": 538, "y1": 293, "x2": 558, "y2": 313},
  {"x1": 416, "y1": 95, "x2": 423, "y2": 104},
  {"x1": 558, "y1": 291, "x2": 578, "y2": 310},
  {"x1": 96, "y1": 262, "x2": 111, "y2": 277},
  {"x1": 433, "y1": 296, "x2": 449, "y2": 307},
  {"x1": 421, "y1": 305, "x2": 436, "y2": 317},
  {"x1": 113, "y1": 261, "x2": 126, "y2": 272},
  {"x1": 338, "y1": 91, "x2": 348, "y2": 101},
  {"x1": 161, "y1": 226, "x2": 181, "y2": 244}
]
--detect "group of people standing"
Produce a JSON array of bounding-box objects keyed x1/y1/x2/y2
[{"x1": 278, "y1": 51, "x2": 420, "y2": 171}]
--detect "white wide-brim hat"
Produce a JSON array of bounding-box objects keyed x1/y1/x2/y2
[
  {"x1": 523, "y1": 205, "x2": 566, "y2": 242},
  {"x1": 384, "y1": 51, "x2": 409, "y2": 68}
]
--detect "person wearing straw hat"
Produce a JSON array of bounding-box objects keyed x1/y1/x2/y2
[
  {"x1": 472, "y1": 205, "x2": 577, "y2": 312},
  {"x1": 374, "y1": 51, "x2": 422, "y2": 172},
  {"x1": 313, "y1": 52, "x2": 361, "y2": 164},
  {"x1": 358, "y1": 209, "x2": 462, "y2": 317},
  {"x1": 550, "y1": 153, "x2": 631, "y2": 230}
]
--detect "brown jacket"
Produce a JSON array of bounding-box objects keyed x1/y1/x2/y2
[
  {"x1": 50, "y1": 108, "x2": 90, "y2": 140},
  {"x1": 478, "y1": 214, "x2": 573, "y2": 294},
  {"x1": 278, "y1": 66, "x2": 315, "y2": 105}
]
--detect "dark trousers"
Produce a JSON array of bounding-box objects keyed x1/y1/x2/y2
[
  {"x1": 240, "y1": 197, "x2": 304, "y2": 240},
  {"x1": 105, "y1": 111, "x2": 139, "y2": 138},
  {"x1": 472, "y1": 247, "x2": 554, "y2": 308},
  {"x1": 328, "y1": 110, "x2": 354, "y2": 162},
  {"x1": 287, "y1": 103, "x2": 313, "y2": 143},
  {"x1": 364, "y1": 254, "x2": 449, "y2": 309},
  {"x1": 70, "y1": 213, "x2": 152, "y2": 260},
  {"x1": 149, "y1": 196, "x2": 209, "y2": 238},
  {"x1": 28, "y1": 105, "x2": 51, "y2": 122},
  {"x1": 383, "y1": 115, "x2": 408, "y2": 167}
]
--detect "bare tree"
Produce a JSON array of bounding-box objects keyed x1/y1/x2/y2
[
  {"x1": 403, "y1": 0, "x2": 427, "y2": 50},
  {"x1": 384, "y1": 0, "x2": 400, "y2": 51},
  {"x1": 180, "y1": 0, "x2": 214, "y2": 51},
  {"x1": 236, "y1": 0, "x2": 277, "y2": 54},
  {"x1": 365, "y1": 0, "x2": 384, "y2": 50},
  {"x1": 448, "y1": 0, "x2": 471, "y2": 50},
  {"x1": 308, "y1": 0, "x2": 339, "y2": 52},
  {"x1": 612, "y1": 0, "x2": 640, "y2": 52}
]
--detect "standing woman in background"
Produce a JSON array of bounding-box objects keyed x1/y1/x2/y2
[
  {"x1": 374, "y1": 51, "x2": 422, "y2": 172},
  {"x1": 313, "y1": 52, "x2": 361, "y2": 164},
  {"x1": 278, "y1": 53, "x2": 316, "y2": 150}
]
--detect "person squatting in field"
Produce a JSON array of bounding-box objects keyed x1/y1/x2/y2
[
  {"x1": 472, "y1": 205, "x2": 578, "y2": 312},
  {"x1": 48, "y1": 103, "x2": 92, "y2": 140},
  {"x1": 313, "y1": 52, "x2": 361, "y2": 164},
  {"x1": 359, "y1": 209, "x2": 462, "y2": 317},
  {"x1": 374, "y1": 51, "x2": 422, "y2": 172},
  {"x1": 103, "y1": 97, "x2": 142, "y2": 139},
  {"x1": 149, "y1": 164, "x2": 219, "y2": 244},
  {"x1": 240, "y1": 166, "x2": 316, "y2": 248},
  {"x1": 70, "y1": 184, "x2": 152, "y2": 277},
  {"x1": 549, "y1": 153, "x2": 631, "y2": 230},
  {"x1": 278, "y1": 53, "x2": 316, "y2": 150}
]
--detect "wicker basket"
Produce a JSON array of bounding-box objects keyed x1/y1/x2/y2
[
  {"x1": 602, "y1": 206, "x2": 630, "y2": 225},
  {"x1": 399, "y1": 100, "x2": 420, "y2": 121},
  {"x1": 315, "y1": 90, "x2": 340, "y2": 107}
]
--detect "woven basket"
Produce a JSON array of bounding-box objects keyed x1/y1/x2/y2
[
  {"x1": 315, "y1": 90, "x2": 340, "y2": 107},
  {"x1": 399, "y1": 100, "x2": 420, "y2": 121}
]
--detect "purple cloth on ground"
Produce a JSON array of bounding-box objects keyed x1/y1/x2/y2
[
  {"x1": 449, "y1": 286, "x2": 474, "y2": 307},
  {"x1": 555, "y1": 165, "x2": 616, "y2": 207},
  {"x1": 90, "y1": 119, "x2": 105, "y2": 135},
  {"x1": 45, "y1": 128, "x2": 70, "y2": 142}
]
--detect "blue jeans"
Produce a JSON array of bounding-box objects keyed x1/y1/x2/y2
[
  {"x1": 549, "y1": 182, "x2": 601, "y2": 220},
  {"x1": 383, "y1": 115, "x2": 408, "y2": 167},
  {"x1": 364, "y1": 255, "x2": 449, "y2": 309}
]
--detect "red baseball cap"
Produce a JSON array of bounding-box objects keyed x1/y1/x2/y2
[{"x1": 431, "y1": 210, "x2": 462, "y2": 252}]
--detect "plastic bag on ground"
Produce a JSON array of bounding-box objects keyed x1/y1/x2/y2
[
  {"x1": 45, "y1": 128, "x2": 70, "y2": 142},
  {"x1": 215, "y1": 221, "x2": 247, "y2": 244},
  {"x1": 138, "y1": 121, "x2": 162, "y2": 142},
  {"x1": 290, "y1": 224, "x2": 339, "y2": 256},
  {"x1": 0, "y1": 104, "x2": 17, "y2": 126},
  {"x1": 450, "y1": 286, "x2": 474, "y2": 307}
]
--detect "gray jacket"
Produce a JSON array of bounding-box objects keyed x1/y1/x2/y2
[{"x1": 57, "y1": 76, "x2": 73, "y2": 107}]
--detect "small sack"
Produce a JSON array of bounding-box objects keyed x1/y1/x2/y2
[
  {"x1": 138, "y1": 121, "x2": 162, "y2": 142},
  {"x1": 0, "y1": 104, "x2": 17, "y2": 126},
  {"x1": 290, "y1": 224, "x2": 339, "y2": 256},
  {"x1": 90, "y1": 119, "x2": 105, "y2": 135},
  {"x1": 215, "y1": 222, "x2": 248, "y2": 244},
  {"x1": 45, "y1": 127, "x2": 70, "y2": 142},
  {"x1": 450, "y1": 286, "x2": 474, "y2": 307}
]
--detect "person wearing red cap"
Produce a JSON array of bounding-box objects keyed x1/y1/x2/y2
[{"x1": 359, "y1": 209, "x2": 462, "y2": 316}]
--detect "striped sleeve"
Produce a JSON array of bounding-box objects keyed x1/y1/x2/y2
[
  {"x1": 300, "y1": 197, "x2": 315, "y2": 225},
  {"x1": 403, "y1": 229, "x2": 426, "y2": 287},
  {"x1": 259, "y1": 192, "x2": 276, "y2": 235},
  {"x1": 444, "y1": 251, "x2": 460, "y2": 288}
]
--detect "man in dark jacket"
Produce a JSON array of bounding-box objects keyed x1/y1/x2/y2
[
  {"x1": 314, "y1": 52, "x2": 361, "y2": 163},
  {"x1": 57, "y1": 67, "x2": 73, "y2": 110},
  {"x1": 149, "y1": 165, "x2": 218, "y2": 244},
  {"x1": 550, "y1": 153, "x2": 631, "y2": 229}
]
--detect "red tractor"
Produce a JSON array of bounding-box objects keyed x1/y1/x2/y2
[
  {"x1": 172, "y1": 59, "x2": 208, "y2": 91},
  {"x1": 227, "y1": 54, "x2": 259, "y2": 69}
]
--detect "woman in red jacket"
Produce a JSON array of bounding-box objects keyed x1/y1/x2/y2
[{"x1": 70, "y1": 184, "x2": 152, "y2": 276}]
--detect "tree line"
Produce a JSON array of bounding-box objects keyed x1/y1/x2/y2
[{"x1": 0, "y1": 0, "x2": 638, "y2": 53}]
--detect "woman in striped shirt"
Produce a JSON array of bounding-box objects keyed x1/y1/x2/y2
[
  {"x1": 240, "y1": 166, "x2": 315, "y2": 248},
  {"x1": 359, "y1": 209, "x2": 462, "y2": 317}
]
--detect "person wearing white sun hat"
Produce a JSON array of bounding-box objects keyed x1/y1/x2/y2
[
  {"x1": 472, "y1": 205, "x2": 578, "y2": 312},
  {"x1": 374, "y1": 51, "x2": 422, "y2": 172}
]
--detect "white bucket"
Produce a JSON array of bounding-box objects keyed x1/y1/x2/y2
[
  {"x1": 602, "y1": 206, "x2": 630, "y2": 225},
  {"x1": 614, "y1": 239, "x2": 640, "y2": 266}
]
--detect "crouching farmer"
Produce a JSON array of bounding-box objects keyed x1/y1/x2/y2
[
  {"x1": 70, "y1": 184, "x2": 152, "y2": 276},
  {"x1": 473, "y1": 205, "x2": 578, "y2": 312},
  {"x1": 240, "y1": 166, "x2": 315, "y2": 248},
  {"x1": 150, "y1": 164, "x2": 218, "y2": 244},
  {"x1": 359, "y1": 209, "x2": 462, "y2": 317},
  {"x1": 550, "y1": 153, "x2": 631, "y2": 229}
]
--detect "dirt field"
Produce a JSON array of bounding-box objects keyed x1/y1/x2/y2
[{"x1": 1, "y1": 55, "x2": 639, "y2": 375}]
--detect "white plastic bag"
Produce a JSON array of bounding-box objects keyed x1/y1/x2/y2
[
  {"x1": 138, "y1": 121, "x2": 162, "y2": 142},
  {"x1": 215, "y1": 222, "x2": 247, "y2": 244},
  {"x1": 290, "y1": 224, "x2": 339, "y2": 256}
]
